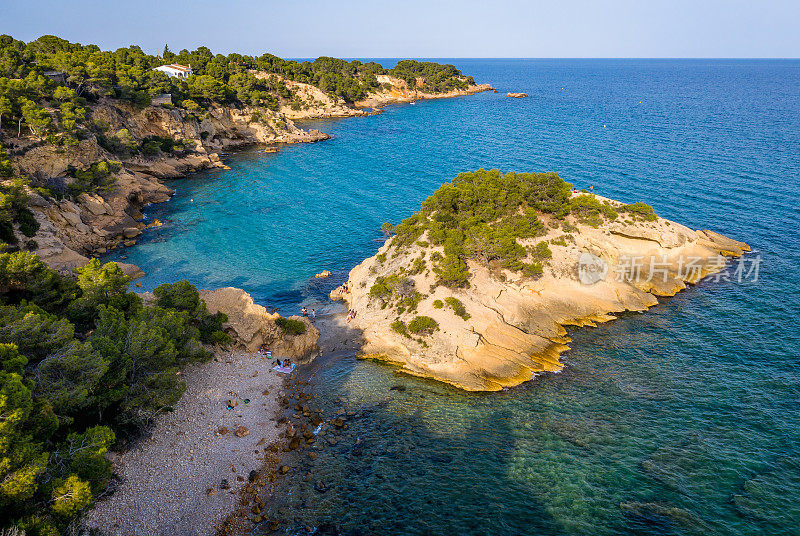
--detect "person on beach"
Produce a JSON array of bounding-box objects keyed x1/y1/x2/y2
[
  {"x1": 302, "y1": 307, "x2": 308, "y2": 317},
  {"x1": 312, "y1": 308, "x2": 316, "y2": 320},
  {"x1": 590, "y1": 185, "x2": 594, "y2": 192}
]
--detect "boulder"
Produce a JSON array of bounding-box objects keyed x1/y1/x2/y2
[
  {"x1": 506, "y1": 92, "x2": 529, "y2": 98},
  {"x1": 199, "y1": 287, "x2": 320, "y2": 360},
  {"x1": 123, "y1": 227, "x2": 142, "y2": 238},
  {"x1": 62, "y1": 211, "x2": 83, "y2": 227},
  {"x1": 315, "y1": 270, "x2": 332, "y2": 278},
  {"x1": 78, "y1": 193, "x2": 109, "y2": 216},
  {"x1": 116, "y1": 262, "x2": 145, "y2": 279}
]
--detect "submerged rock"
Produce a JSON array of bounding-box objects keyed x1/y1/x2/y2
[{"x1": 620, "y1": 501, "x2": 709, "y2": 533}]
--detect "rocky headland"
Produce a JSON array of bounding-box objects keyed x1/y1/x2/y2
[
  {"x1": 332, "y1": 169, "x2": 750, "y2": 391},
  {"x1": 200, "y1": 287, "x2": 320, "y2": 360},
  {"x1": 356, "y1": 74, "x2": 494, "y2": 108}
]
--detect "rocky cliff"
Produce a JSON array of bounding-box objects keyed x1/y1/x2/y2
[
  {"x1": 200, "y1": 287, "x2": 320, "y2": 360},
  {"x1": 6, "y1": 76, "x2": 490, "y2": 276},
  {"x1": 334, "y1": 191, "x2": 750, "y2": 391}
]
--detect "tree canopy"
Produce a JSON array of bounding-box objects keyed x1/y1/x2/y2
[
  {"x1": 387, "y1": 169, "x2": 657, "y2": 288},
  {"x1": 0, "y1": 251, "x2": 229, "y2": 533}
]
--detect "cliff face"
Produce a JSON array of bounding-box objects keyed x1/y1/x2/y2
[{"x1": 335, "y1": 195, "x2": 750, "y2": 391}]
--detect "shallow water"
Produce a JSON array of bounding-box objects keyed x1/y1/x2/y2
[{"x1": 106, "y1": 59, "x2": 800, "y2": 534}]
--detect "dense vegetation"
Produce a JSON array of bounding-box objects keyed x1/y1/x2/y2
[
  {"x1": 0, "y1": 34, "x2": 476, "y2": 149},
  {"x1": 0, "y1": 252, "x2": 229, "y2": 534},
  {"x1": 386, "y1": 169, "x2": 657, "y2": 288}
]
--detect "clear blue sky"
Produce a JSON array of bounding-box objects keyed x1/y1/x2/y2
[{"x1": 2, "y1": 0, "x2": 798, "y2": 58}]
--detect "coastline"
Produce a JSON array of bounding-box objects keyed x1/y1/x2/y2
[
  {"x1": 215, "y1": 309, "x2": 364, "y2": 535},
  {"x1": 16, "y1": 83, "x2": 492, "y2": 278}
]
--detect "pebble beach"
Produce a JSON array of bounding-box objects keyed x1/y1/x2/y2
[{"x1": 85, "y1": 351, "x2": 285, "y2": 536}]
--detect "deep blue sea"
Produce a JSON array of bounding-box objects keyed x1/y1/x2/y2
[{"x1": 106, "y1": 60, "x2": 800, "y2": 535}]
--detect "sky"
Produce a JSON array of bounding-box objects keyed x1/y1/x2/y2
[{"x1": 1, "y1": 0, "x2": 798, "y2": 59}]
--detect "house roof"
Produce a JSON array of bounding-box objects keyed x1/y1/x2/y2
[{"x1": 157, "y1": 64, "x2": 192, "y2": 72}]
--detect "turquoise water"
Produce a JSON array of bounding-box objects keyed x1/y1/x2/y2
[{"x1": 106, "y1": 60, "x2": 800, "y2": 534}]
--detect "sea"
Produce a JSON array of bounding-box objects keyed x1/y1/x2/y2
[{"x1": 104, "y1": 59, "x2": 800, "y2": 535}]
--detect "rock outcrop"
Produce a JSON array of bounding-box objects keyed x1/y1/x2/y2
[
  {"x1": 506, "y1": 92, "x2": 529, "y2": 98},
  {"x1": 355, "y1": 77, "x2": 494, "y2": 108},
  {"x1": 336, "y1": 193, "x2": 750, "y2": 391},
  {"x1": 200, "y1": 287, "x2": 319, "y2": 361}
]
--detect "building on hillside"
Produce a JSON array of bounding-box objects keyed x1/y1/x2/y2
[{"x1": 153, "y1": 64, "x2": 193, "y2": 79}]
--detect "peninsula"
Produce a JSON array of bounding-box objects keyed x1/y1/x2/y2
[{"x1": 332, "y1": 169, "x2": 750, "y2": 391}]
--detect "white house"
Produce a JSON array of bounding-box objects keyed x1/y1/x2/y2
[{"x1": 153, "y1": 64, "x2": 193, "y2": 79}]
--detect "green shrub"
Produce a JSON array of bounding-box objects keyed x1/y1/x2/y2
[
  {"x1": 521, "y1": 262, "x2": 544, "y2": 277},
  {"x1": 530, "y1": 241, "x2": 552, "y2": 261},
  {"x1": 620, "y1": 201, "x2": 658, "y2": 221},
  {"x1": 390, "y1": 319, "x2": 409, "y2": 337},
  {"x1": 407, "y1": 256, "x2": 426, "y2": 275},
  {"x1": 444, "y1": 297, "x2": 470, "y2": 320},
  {"x1": 369, "y1": 274, "x2": 400, "y2": 300},
  {"x1": 141, "y1": 139, "x2": 162, "y2": 157},
  {"x1": 275, "y1": 316, "x2": 306, "y2": 336},
  {"x1": 569, "y1": 194, "x2": 618, "y2": 227},
  {"x1": 66, "y1": 161, "x2": 120, "y2": 198},
  {"x1": 432, "y1": 299, "x2": 443, "y2": 309},
  {"x1": 16, "y1": 207, "x2": 39, "y2": 237},
  {"x1": 153, "y1": 280, "x2": 230, "y2": 345},
  {"x1": 408, "y1": 315, "x2": 438, "y2": 335}
]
